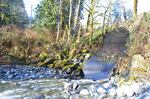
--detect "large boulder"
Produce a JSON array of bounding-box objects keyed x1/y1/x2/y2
[{"x1": 131, "y1": 54, "x2": 145, "y2": 68}]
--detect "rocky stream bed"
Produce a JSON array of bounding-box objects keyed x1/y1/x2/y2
[
  {"x1": 0, "y1": 74, "x2": 150, "y2": 99},
  {"x1": 0, "y1": 60, "x2": 150, "y2": 99}
]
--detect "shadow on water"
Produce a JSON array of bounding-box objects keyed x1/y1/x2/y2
[{"x1": 83, "y1": 27, "x2": 130, "y2": 80}]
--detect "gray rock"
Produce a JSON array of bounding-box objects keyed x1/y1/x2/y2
[
  {"x1": 117, "y1": 85, "x2": 134, "y2": 97},
  {"x1": 72, "y1": 82, "x2": 79, "y2": 90},
  {"x1": 97, "y1": 87, "x2": 107, "y2": 94},
  {"x1": 7, "y1": 75, "x2": 13, "y2": 79},
  {"x1": 116, "y1": 87, "x2": 124, "y2": 96},
  {"x1": 33, "y1": 95, "x2": 45, "y2": 99},
  {"x1": 90, "y1": 85, "x2": 97, "y2": 90},
  {"x1": 130, "y1": 82, "x2": 142, "y2": 95},
  {"x1": 103, "y1": 82, "x2": 114, "y2": 89},
  {"x1": 131, "y1": 54, "x2": 145, "y2": 68},
  {"x1": 63, "y1": 82, "x2": 79, "y2": 95},
  {"x1": 20, "y1": 83, "x2": 31, "y2": 88},
  {"x1": 80, "y1": 89, "x2": 89, "y2": 95},
  {"x1": 64, "y1": 82, "x2": 72, "y2": 90},
  {"x1": 108, "y1": 88, "x2": 117, "y2": 96}
]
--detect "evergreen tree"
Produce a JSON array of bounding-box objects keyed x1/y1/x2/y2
[
  {"x1": 0, "y1": 0, "x2": 28, "y2": 27},
  {"x1": 34, "y1": 0, "x2": 84, "y2": 32},
  {"x1": 0, "y1": 1, "x2": 9, "y2": 25},
  {"x1": 34, "y1": 0, "x2": 58, "y2": 31}
]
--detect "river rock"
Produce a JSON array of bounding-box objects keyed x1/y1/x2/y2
[
  {"x1": 72, "y1": 82, "x2": 79, "y2": 90},
  {"x1": 97, "y1": 87, "x2": 107, "y2": 94},
  {"x1": 131, "y1": 54, "x2": 145, "y2": 68},
  {"x1": 34, "y1": 95, "x2": 45, "y2": 99},
  {"x1": 7, "y1": 74, "x2": 13, "y2": 79},
  {"x1": 63, "y1": 82, "x2": 79, "y2": 94},
  {"x1": 108, "y1": 87, "x2": 117, "y2": 96},
  {"x1": 103, "y1": 82, "x2": 114, "y2": 89},
  {"x1": 117, "y1": 85, "x2": 134, "y2": 97},
  {"x1": 116, "y1": 87, "x2": 124, "y2": 96},
  {"x1": 0, "y1": 65, "x2": 53, "y2": 80},
  {"x1": 80, "y1": 89, "x2": 89, "y2": 95},
  {"x1": 130, "y1": 82, "x2": 143, "y2": 95},
  {"x1": 64, "y1": 82, "x2": 72, "y2": 90}
]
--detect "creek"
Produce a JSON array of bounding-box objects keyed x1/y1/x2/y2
[{"x1": 0, "y1": 27, "x2": 133, "y2": 98}]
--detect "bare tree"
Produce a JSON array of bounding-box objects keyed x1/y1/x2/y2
[
  {"x1": 84, "y1": 0, "x2": 95, "y2": 44},
  {"x1": 73, "y1": 0, "x2": 81, "y2": 33},
  {"x1": 56, "y1": 0, "x2": 62, "y2": 43},
  {"x1": 89, "y1": 0, "x2": 95, "y2": 44},
  {"x1": 68, "y1": 0, "x2": 72, "y2": 42},
  {"x1": 101, "y1": 1, "x2": 111, "y2": 37},
  {"x1": 122, "y1": 5, "x2": 127, "y2": 21},
  {"x1": 86, "y1": 13, "x2": 91, "y2": 32}
]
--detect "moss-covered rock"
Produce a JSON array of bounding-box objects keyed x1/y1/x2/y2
[
  {"x1": 47, "y1": 64, "x2": 54, "y2": 68},
  {"x1": 39, "y1": 52, "x2": 49, "y2": 61},
  {"x1": 38, "y1": 58, "x2": 55, "y2": 66}
]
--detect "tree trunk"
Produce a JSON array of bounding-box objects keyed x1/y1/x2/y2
[
  {"x1": 86, "y1": 13, "x2": 91, "y2": 32},
  {"x1": 56, "y1": 0, "x2": 62, "y2": 43},
  {"x1": 76, "y1": 23, "x2": 81, "y2": 43},
  {"x1": 122, "y1": 6, "x2": 127, "y2": 21},
  {"x1": 73, "y1": 0, "x2": 81, "y2": 33},
  {"x1": 89, "y1": 0, "x2": 95, "y2": 44},
  {"x1": 134, "y1": 0, "x2": 138, "y2": 17},
  {"x1": 101, "y1": 1, "x2": 111, "y2": 37},
  {"x1": 68, "y1": 0, "x2": 72, "y2": 42}
]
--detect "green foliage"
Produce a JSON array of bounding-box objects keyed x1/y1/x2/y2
[
  {"x1": 0, "y1": 0, "x2": 28, "y2": 27},
  {"x1": 34, "y1": 0, "x2": 84, "y2": 32},
  {"x1": 0, "y1": 2, "x2": 10, "y2": 25},
  {"x1": 39, "y1": 52, "x2": 49, "y2": 61},
  {"x1": 34, "y1": 0, "x2": 58, "y2": 31}
]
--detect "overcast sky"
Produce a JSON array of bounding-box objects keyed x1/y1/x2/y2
[
  {"x1": 23, "y1": 0, "x2": 41, "y2": 17},
  {"x1": 123, "y1": 0, "x2": 150, "y2": 14},
  {"x1": 23, "y1": 0, "x2": 150, "y2": 17}
]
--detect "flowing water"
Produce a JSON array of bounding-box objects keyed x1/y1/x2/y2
[
  {"x1": 0, "y1": 27, "x2": 130, "y2": 98},
  {"x1": 0, "y1": 59, "x2": 115, "y2": 99},
  {"x1": 0, "y1": 78, "x2": 67, "y2": 99},
  {"x1": 0, "y1": 78, "x2": 104, "y2": 99},
  {"x1": 0, "y1": 57, "x2": 117, "y2": 99}
]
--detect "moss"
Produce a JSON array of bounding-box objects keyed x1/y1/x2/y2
[
  {"x1": 62, "y1": 64, "x2": 75, "y2": 71},
  {"x1": 69, "y1": 48, "x2": 76, "y2": 59},
  {"x1": 81, "y1": 49, "x2": 89, "y2": 53},
  {"x1": 47, "y1": 64, "x2": 54, "y2": 68},
  {"x1": 128, "y1": 75, "x2": 137, "y2": 82},
  {"x1": 77, "y1": 66, "x2": 83, "y2": 71},
  {"x1": 54, "y1": 59, "x2": 70, "y2": 68},
  {"x1": 37, "y1": 62, "x2": 43, "y2": 66},
  {"x1": 39, "y1": 52, "x2": 49, "y2": 61}
]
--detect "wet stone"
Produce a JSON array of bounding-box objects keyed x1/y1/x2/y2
[
  {"x1": 7, "y1": 75, "x2": 13, "y2": 79},
  {"x1": 0, "y1": 65, "x2": 53, "y2": 81},
  {"x1": 80, "y1": 89, "x2": 89, "y2": 95},
  {"x1": 0, "y1": 77, "x2": 150, "y2": 98}
]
